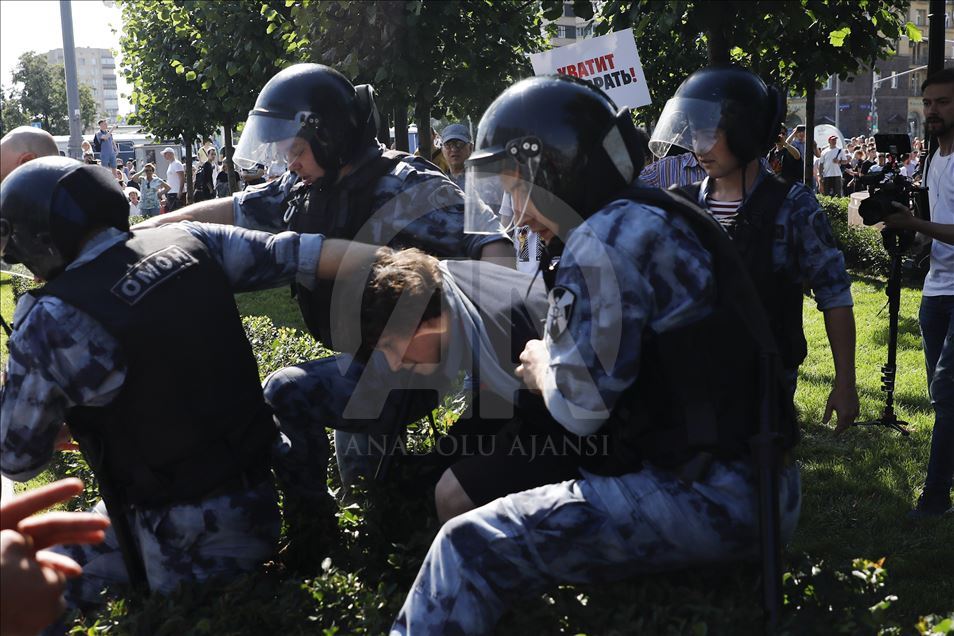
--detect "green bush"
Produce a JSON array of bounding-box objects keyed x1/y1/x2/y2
[
  {"x1": 242, "y1": 315, "x2": 332, "y2": 380},
  {"x1": 818, "y1": 195, "x2": 891, "y2": 277}
]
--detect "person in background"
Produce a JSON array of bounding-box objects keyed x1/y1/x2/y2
[
  {"x1": 94, "y1": 120, "x2": 119, "y2": 170},
  {"x1": 125, "y1": 187, "x2": 140, "y2": 216},
  {"x1": 883, "y1": 67, "x2": 954, "y2": 518},
  {"x1": 215, "y1": 158, "x2": 232, "y2": 198},
  {"x1": 845, "y1": 149, "x2": 866, "y2": 192},
  {"x1": 439, "y1": 123, "x2": 472, "y2": 189},
  {"x1": 819, "y1": 135, "x2": 847, "y2": 196},
  {"x1": 786, "y1": 124, "x2": 820, "y2": 161},
  {"x1": 416, "y1": 129, "x2": 450, "y2": 174},
  {"x1": 638, "y1": 148, "x2": 708, "y2": 189},
  {"x1": 767, "y1": 126, "x2": 803, "y2": 184},
  {"x1": 194, "y1": 147, "x2": 216, "y2": 202},
  {"x1": 161, "y1": 147, "x2": 186, "y2": 211},
  {"x1": 129, "y1": 163, "x2": 169, "y2": 218}
]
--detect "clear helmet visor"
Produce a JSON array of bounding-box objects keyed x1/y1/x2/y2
[
  {"x1": 648, "y1": 97, "x2": 725, "y2": 158},
  {"x1": 463, "y1": 154, "x2": 537, "y2": 235},
  {"x1": 233, "y1": 110, "x2": 315, "y2": 171}
]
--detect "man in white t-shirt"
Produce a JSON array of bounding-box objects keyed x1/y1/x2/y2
[
  {"x1": 819, "y1": 135, "x2": 846, "y2": 196},
  {"x1": 884, "y1": 68, "x2": 954, "y2": 518},
  {"x1": 162, "y1": 147, "x2": 185, "y2": 212}
]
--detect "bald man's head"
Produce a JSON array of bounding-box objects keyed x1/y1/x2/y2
[{"x1": 1, "y1": 126, "x2": 59, "y2": 181}]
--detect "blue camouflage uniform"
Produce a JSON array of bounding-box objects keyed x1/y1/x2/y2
[
  {"x1": 693, "y1": 169, "x2": 852, "y2": 312},
  {"x1": 234, "y1": 146, "x2": 509, "y2": 497},
  {"x1": 0, "y1": 222, "x2": 324, "y2": 608},
  {"x1": 692, "y1": 167, "x2": 853, "y2": 389},
  {"x1": 390, "y1": 185, "x2": 802, "y2": 635}
]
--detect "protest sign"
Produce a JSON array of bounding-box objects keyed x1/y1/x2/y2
[{"x1": 529, "y1": 28, "x2": 651, "y2": 109}]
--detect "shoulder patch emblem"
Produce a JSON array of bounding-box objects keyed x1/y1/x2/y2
[
  {"x1": 111, "y1": 245, "x2": 198, "y2": 305},
  {"x1": 546, "y1": 286, "x2": 575, "y2": 340}
]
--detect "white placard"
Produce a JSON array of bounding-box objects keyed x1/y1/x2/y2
[{"x1": 529, "y1": 28, "x2": 651, "y2": 109}]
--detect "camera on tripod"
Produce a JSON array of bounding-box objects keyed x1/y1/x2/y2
[{"x1": 857, "y1": 134, "x2": 927, "y2": 228}]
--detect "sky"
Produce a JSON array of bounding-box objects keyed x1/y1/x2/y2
[{"x1": 0, "y1": 0, "x2": 132, "y2": 114}]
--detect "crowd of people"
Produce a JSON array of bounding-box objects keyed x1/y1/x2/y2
[{"x1": 0, "y1": 60, "x2": 951, "y2": 636}]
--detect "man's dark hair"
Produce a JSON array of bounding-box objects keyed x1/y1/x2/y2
[
  {"x1": 98, "y1": 119, "x2": 107, "y2": 125},
  {"x1": 357, "y1": 248, "x2": 443, "y2": 360},
  {"x1": 921, "y1": 67, "x2": 954, "y2": 92}
]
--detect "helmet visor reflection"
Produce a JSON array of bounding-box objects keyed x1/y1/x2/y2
[
  {"x1": 648, "y1": 97, "x2": 724, "y2": 158},
  {"x1": 463, "y1": 154, "x2": 534, "y2": 235},
  {"x1": 234, "y1": 111, "x2": 314, "y2": 170}
]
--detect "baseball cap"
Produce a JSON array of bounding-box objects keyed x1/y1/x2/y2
[
  {"x1": 828, "y1": 135, "x2": 838, "y2": 142},
  {"x1": 161, "y1": 146, "x2": 177, "y2": 156},
  {"x1": 441, "y1": 123, "x2": 471, "y2": 144}
]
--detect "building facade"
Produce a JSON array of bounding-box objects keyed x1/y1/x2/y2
[
  {"x1": 548, "y1": 2, "x2": 595, "y2": 47},
  {"x1": 44, "y1": 47, "x2": 119, "y2": 123},
  {"x1": 787, "y1": 1, "x2": 954, "y2": 138}
]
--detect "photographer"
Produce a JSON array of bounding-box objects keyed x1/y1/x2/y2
[{"x1": 883, "y1": 68, "x2": 954, "y2": 518}]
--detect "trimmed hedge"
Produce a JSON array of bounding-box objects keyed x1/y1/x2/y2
[{"x1": 818, "y1": 195, "x2": 892, "y2": 277}]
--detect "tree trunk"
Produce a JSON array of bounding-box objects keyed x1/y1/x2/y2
[
  {"x1": 703, "y1": 7, "x2": 729, "y2": 65},
  {"x1": 415, "y1": 100, "x2": 432, "y2": 161},
  {"x1": 804, "y1": 85, "x2": 815, "y2": 187},
  {"x1": 394, "y1": 107, "x2": 409, "y2": 152},
  {"x1": 377, "y1": 107, "x2": 391, "y2": 148},
  {"x1": 223, "y1": 116, "x2": 238, "y2": 194},
  {"x1": 184, "y1": 134, "x2": 194, "y2": 205}
]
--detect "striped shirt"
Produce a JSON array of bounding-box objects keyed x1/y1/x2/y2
[
  {"x1": 639, "y1": 152, "x2": 707, "y2": 189},
  {"x1": 705, "y1": 196, "x2": 742, "y2": 235}
]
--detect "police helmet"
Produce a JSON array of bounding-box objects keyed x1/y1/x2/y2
[
  {"x1": 463, "y1": 75, "x2": 646, "y2": 235},
  {"x1": 233, "y1": 64, "x2": 380, "y2": 178},
  {"x1": 0, "y1": 157, "x2": 129, "y2": 280},
  {"x1": 649, "y1": 64, "x2": 785, "y2": 163}
]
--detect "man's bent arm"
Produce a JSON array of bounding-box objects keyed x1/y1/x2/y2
[
  {"x1": 131, "y1": 197, "x2": 234, "y2": 229},
  {"x1": 823, "y1": 306, "x2": 859, "y2": 431}
]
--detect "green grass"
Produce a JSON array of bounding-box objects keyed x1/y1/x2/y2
[
  {"x1": 235, "y1": 286, "x2": 307, "y2": 331},
  {"x1": 0, "y1": 271, "x2": 13, "y2": 364},
  {"x1": 791, "y1": 276, "x2": 953, "y2": 623}
]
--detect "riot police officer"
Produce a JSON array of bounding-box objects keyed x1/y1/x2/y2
[
  {"x1": 0, "y1": 157, "x2": 339, "y2": 607},
  {"x1": 653, "y1": 65, "x2": 858, "y2": 432},
  {"x1": 389, "y1": 74, "x2": 802, "y2": 634},
  {"x1": 137, "y1": 64, "x2": 512, "y2": 512}
]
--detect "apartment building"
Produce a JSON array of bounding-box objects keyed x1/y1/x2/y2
[{"x1": 44, "y1": 46, "x2": 119, "y2": 122}]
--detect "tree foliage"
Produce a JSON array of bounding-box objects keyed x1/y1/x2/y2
[
  {"x1": 588, "y1": 0, "x2": 915, "y2": 126},
  {"x1": 119, "y1": 0, "x2": 221, "y2": 200},
  {"x1": 0, "y1": 88, "x2": 31, "y2": 137},
  {"x1": 5, "y1": 52, "x2": 99, "y2": 135},
  {"x1": 166, "y1": 0, "x2": 290, "y2": 191},
  {"x1": 279, "y1": 0, "x2": 548, "y2": 156}
]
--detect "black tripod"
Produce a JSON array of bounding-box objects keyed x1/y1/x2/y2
[{"x1": 854, "y1": 230, "x2": 911, "y2": 436}]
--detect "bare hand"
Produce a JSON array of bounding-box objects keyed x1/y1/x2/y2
[
  {"x1": 1, "y1": 478, "x2": 109, "y2": 549},
  {"x1": 54, "y1": 424, "x2": 79, "y2": 452},
  {"x1": 824, "y1": 382, "x2": 860, "y2": 434},
  {"x1": 514, "y1": 339, "x2": 549, "y2": 395},
  {"x1": 0, "y1": 529, "x2": 72, "y2": 636},
  {"x1": 881, "y1": 202, "x2": 915, "y2": 231}
]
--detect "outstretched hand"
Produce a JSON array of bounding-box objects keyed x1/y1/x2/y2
[
  {"x1": 1, "y1": 478, "x2": 110, "y2": 549},
  {"x1": 1, "y1": 479, "x2": 109, "y2": 636}
]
